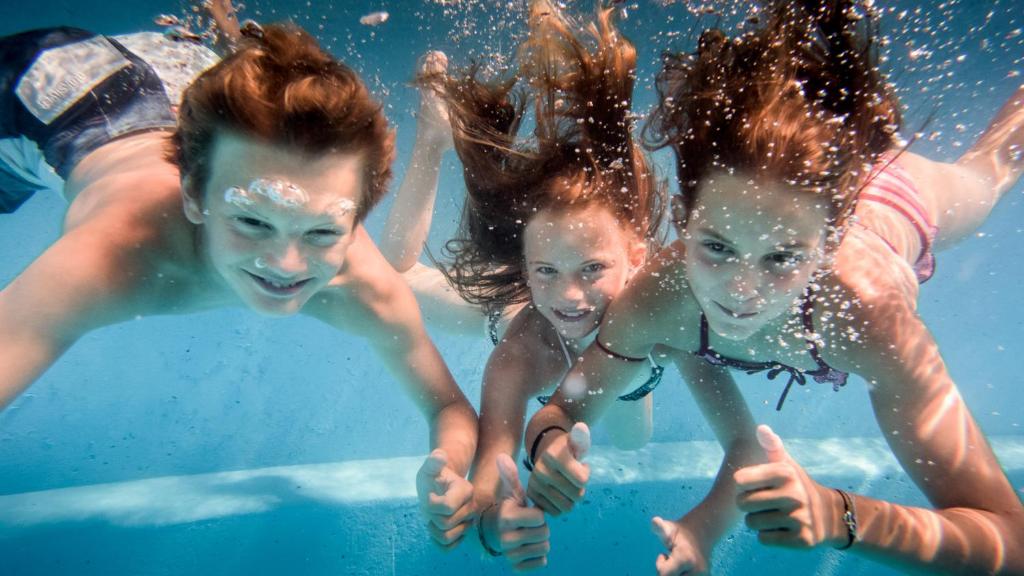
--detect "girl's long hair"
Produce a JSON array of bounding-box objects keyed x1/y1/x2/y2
[
  {"x1": 645, "y1": 0, "x2": 901, "y2": 230},
  {"x1": 429, "y1": 0, "x2": 666, "y2": 309}
]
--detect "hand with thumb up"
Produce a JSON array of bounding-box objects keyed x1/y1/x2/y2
[
  {"x1": 650, "y1": 515, "x2": 710, "y2": 575},
  {"x1": 526, "y1": 422, "x2": 592, "y2": 517},
  {"x1": 478, "y1": 454, "x2": 551, "y2": 570},
  {"x1": 416, "y1": 449, "x2": 477, "y2": 548},
  {"x1": 733, "y1": 425, "x2": 847, "y2": 549}
]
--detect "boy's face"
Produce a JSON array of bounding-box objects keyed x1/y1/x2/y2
[{"x1": 184, "y1": 132, "x2": 363, "y2": 316}]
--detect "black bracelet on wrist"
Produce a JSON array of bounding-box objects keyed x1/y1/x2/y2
[
  {"x1": 523, "y1": 425, "x2": 568, "y2": 472},
  {"x1": 834, "y1": 488, "x2": 858, "y2": 550},
  {"x1": 477, "y1": 502, "x2": 502, "y2": 557}
]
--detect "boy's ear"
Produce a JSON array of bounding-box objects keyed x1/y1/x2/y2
[{"x1": 181, "y1": 176, "x2": 205, "y2": 224}]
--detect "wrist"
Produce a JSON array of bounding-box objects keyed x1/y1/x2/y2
[
  {"x1": 524, "y1": 425, "x2": 567, "y2": 471},
  {"x1": 477, "y1": 501, "x2": 502, "y2": 556},
  {"x1": 831, "y1": 488, "x2": 858, "y2": 550}
]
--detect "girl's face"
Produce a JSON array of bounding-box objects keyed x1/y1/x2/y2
[
  {"x1": 183, "y1": 132, "x2": 362, "y2": 317},
  {"x1": 524, "y1": 203, "x2": 645, "y2": 341},
  {"x1": 681, "y1": 172, "x2": 831, "y2": 341}
]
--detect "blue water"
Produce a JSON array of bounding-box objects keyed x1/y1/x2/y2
[{"x1": 0, "y1": 1, "x2": 1022, "y2": 574}]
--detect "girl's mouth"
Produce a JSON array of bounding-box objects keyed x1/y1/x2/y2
[
  {"x1": 713, "y1": 301, "x2": 759, "y2": 319},
  {"x1": 552, "y1": 307, "x2": 595, "y2": 323}
]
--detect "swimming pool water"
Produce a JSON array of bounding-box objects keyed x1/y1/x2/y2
[{"x1": 1, "y1": 0, "x2": 1022, "y2": 574}]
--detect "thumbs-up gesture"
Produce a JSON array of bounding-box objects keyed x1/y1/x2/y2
[
  {"x1": 526, "y1": 422, "x2": 592, "y2": 517},
  {"x1": 416, "y1": 449, "x2": 477, "y2": 548},
  {"x1": 479, "y1": 454, "x2": 551, "y2": 570},
  {"x1": 733, "y1": 425, "x2": 843, "y2": 549},
  {"x1": 650, "y1": 516, "x2": 710, "y2": 576}
]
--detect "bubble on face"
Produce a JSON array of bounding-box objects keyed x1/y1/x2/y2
[
  {"x1": 224, "y1": 178, "x2": 311, "y2": 211},
  {"x1": 325, "y1": 198, "x2": 357, "y2": 217},
  {"x1": 253, "y1": 257, "x2": 268, "y2": 269}
]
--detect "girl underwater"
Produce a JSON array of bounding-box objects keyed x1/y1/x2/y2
[
  {"x1": 381, "y1": 0, "x2": 666, "y2": 566},
  {"x1": 522, "y1": 0, "x2": 1024, "y2": 574}
]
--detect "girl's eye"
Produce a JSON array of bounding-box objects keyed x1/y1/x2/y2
[
  {"x1": 702, "y1": 241, "x2": 732, "y2": 255},
  {"x1": 768, "y1": 252, "x2": 802, "y2": 268},
  {"x1": 582, "y1": 262, "x2": 607, "y2": 274},
  {"x1": 535, "y1": 266, "x2": 557, "y2": 275}
]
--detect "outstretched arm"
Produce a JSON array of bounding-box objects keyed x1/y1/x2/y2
[
  {"x1": 839, "y1": 294, "x2": 1024, "y2": 573},
  {"x1": 312, "y1": 228, "x2": 477, "y2": 471},
  {"x1": 1, "y1": 226, "x2": 136, "y2": 409},
  {"x1": 730, "y1": 262, "x2": 1024, "y2": 574},
  {"x1": 471, "y1": 338, "x2": 553, "y2": 568},
  {"x1": 380, "y1": 51, "x2": 453, "y2": 272}
]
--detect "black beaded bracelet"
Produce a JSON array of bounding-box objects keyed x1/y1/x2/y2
[
  {"x1": 477, "y1": 502, "x2": 502, "y2": 557},
  {"x1": 523, "y1": 425, "x2": 568, "y2": 472},
  {"x1": 834, "y1": 488, "x2": 858, "y2": 550}
]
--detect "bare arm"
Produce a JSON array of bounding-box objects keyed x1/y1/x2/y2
[
  {"x1": 830, "y1": 293, "x2": 1024, "y2": 574},
  {"x1": 310, "y1": 228, "x2": 477, "y2": 473},
  {"x1": 1, "y1": 229, "x2": 134, "y2": 409},
  {"x1": 379, "y1": 51, "x2": 453, "y2": 272},
  {"x1": 670, "y1": 355, "x2": 760, "y2": 542}
]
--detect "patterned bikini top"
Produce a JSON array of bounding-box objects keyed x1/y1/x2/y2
[
  {"x1": 536, "y1": 330, "x2": 664, "y2": 405},
  {"x1": 694, "y1": 291, "x2": 848, "y2": 411},
  {"x1": 485, "y1": 304, "x2": 664, "y2": 404}
]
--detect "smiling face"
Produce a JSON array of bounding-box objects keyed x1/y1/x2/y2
[
  {"x1": 183, "y1": 132, "x2": 363, "y2": 316},
  {"x1": 523, "y1": 203, "x2": 644, "y2": 341},
  {"x1": 681, "y1": 172, "x2": 831, "y2": 341}
]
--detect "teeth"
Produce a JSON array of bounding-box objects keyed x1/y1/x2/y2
[{"x1": 262, "y1": 277, "x2": 297, "y2": 289}]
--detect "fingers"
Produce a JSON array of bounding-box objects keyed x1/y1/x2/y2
[
  {"x1": 512, "y1": 557, "x2": 548, "y2": 571},
  {"x1": 496, "y1": 453, "x2": 527, "y2": 505},
  {"x1": 744, "y1": 509, "x2": 800, "y2": 532},
  {"x1": 756, "y1": 424, "x2": 787, "y2": 463},
  {"x1": 426, "y1": 518, "x2": 471, "y2": 548},
  {"x1": 527, "y1": 464, "x2": 585, "y2": 515},
  {"x1": 498, "y1": 501, "x2": 547, "y2": 531},
  {"x1": 507, "y1": 540, "x2": 551, "y2": 569},
  {"x1": 736, "y1": 487, "x2": 800, "y2": 515},
  {"x1": 733, "y1": 461, "x2": 791, "y2": 493},
  {"x1": 501, "y1": 524, "x2": 551, "y2": 550},
  {"x1": 656, "y1": 552, "x2": 694, "y2": 576},
  {"x1": 426, "y1": 474, "x2": 474, "y2": 518},
  {"x1": 526, "y1": 486, "x2": 564, "y2": 516}
]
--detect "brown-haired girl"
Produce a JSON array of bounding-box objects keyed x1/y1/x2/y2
[
  {"x1": 522, "y1": 1, "x2": 1024, "y2": 573},
  {"x1": 0, "y1": 15, "x2": 476, "y2": 537},
  {"x1": 381, "y1": 0, "x2": 666, "y2": 566}
]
